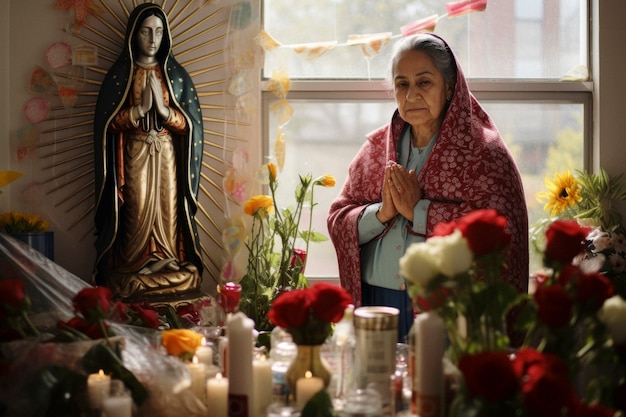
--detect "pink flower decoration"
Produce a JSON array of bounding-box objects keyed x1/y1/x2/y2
[{"x1": 446, "y1": 0, "x2": 487, "y2": 18}]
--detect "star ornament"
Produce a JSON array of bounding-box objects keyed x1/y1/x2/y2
[{"x1": 53, "y1": 0, "x2": 104, "y2": 27}]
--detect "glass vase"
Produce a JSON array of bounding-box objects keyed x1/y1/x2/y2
[{"x1": 285, "y1": 344, "x2": 331, "y2": 399}]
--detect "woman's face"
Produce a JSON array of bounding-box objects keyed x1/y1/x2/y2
[
  {"x1": 135, "y1": 15, "x2": 164, "y2": 61},
  {"x1": 393, "y1": 49, "x2": 451, "y2": 132}
]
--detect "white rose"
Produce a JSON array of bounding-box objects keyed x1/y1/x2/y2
[
  {"x1": 598, "y1": 295, "x2": 626, "y2": 346},
  {"x1": 399, "y1": 241, "x2": 440, "y2": 288},
  {"x1": 429, "y1": 230, "x2": 473, "y2": 278}
]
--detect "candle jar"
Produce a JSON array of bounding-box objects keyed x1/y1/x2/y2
[
  {"x1": 102, "y1": 379, "x2": 132, "y2": 417},
  {"x1": 285, "y1": 344, "x2": 331, "y2": 400},
  {"x1": 353, "y1": 306, "x2": 399, "y2": 410},
  {"x1": 339, "y1": 388, "x2": 383, "y2": 417},
  {"x1": 267, "y1": 402, "x2": 301, "y2": 417}
]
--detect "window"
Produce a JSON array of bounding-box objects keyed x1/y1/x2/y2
[{"x1": 262, "y1": 0, "x2": 590, "y2": 278}]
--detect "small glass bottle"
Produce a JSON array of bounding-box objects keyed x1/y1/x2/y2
[
  {"x1": 329, "y1": 304, "x2": 355, "y2": 409},
  {"x1": 270, "y1": 326, "x2": 297, "y2": 403}
]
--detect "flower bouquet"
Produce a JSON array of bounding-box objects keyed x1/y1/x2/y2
[
  {"x1": 0, "y1": 210, "x2": 49, "y2": 233},
  {"x1": 533, "y1": 168, "x2": 626, "y2": 298},
  {"x1": 399, "y1": 209, "x2": 626, "y2": 416},
  {"x1": 237, "y1": 162, "x2": 336, "y2": 331},
  {"x1": 268, "y1": 282, "x2": 352, "y2": 414}
]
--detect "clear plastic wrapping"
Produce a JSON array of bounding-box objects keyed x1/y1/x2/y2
[{"x1": 0, "y1": 233, "x2": 207, "y2": 417}]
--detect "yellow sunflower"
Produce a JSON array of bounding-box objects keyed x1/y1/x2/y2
[{"x1": 537, "y1": 170, "x2": 583, "y2": 217}]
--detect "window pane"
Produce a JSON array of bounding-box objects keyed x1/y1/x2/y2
[
  {"x1": 263, "y1": 0, "x2": 587, "y2": 79},
  {"x1": 269, "y1": 100, "x2": 584, "y2": 277}
]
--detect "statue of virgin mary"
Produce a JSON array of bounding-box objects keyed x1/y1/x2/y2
[{"x1": 92, "y1": 3, "x2": 204, "y2": 303}]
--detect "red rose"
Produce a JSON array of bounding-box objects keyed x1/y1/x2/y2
[
  {"x1": 289, "y1": 248, "x2": 307, "y2": 272},
  {"x1": 513, "y1": 348, "x2": 576, "y2": 417},
  {"x1": 458, "y1": 351, "x2": 518, "y2": 402},
  {"x1": 58, "y1": 317, "x2": 107, "y2": 340},
  {"x1": 534, "y1": 284, "x2": 573, "y2": 328},
  {"x1": 555, "y1": 264, "x2": 614, "y2": 311},
  {"x1": 129, "y1": 302, "x2": 159, "y2": 328},
  {"x1": 415, "y1": 286, "x2": 451, "y2": 312},
  {"x1": 457, "y1": 209, "x2": 511, "y2": 256},
  {"x1": 218, "y1": 282, "x2": 242, "y2": 314},
  {"x1": 0, "y1": 279, "x2": 27, "y2": 314},
  {"x1": 309, "y1": 283, "x2": 352, "y2": 323},
  {"x1": 268, "y1": 288, "x2": 311, "y2": 329},
  {"x1": 575, "y1": 271, "x2": 614, "y2": 311},
  {"x1": 557, "y1": 264, "x2": 582, "y2": 286},
  {"x1": 72, "y1": 286, "x2": 113, "y2": 322},
  {"x1": 544, "y1": 220, "x2": 591, "y2": 264}
]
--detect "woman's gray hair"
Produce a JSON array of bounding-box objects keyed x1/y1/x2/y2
[{"x1": 388, "y1": 34, "x2": 457, "y2": 91}]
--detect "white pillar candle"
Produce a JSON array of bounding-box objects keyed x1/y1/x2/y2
[
  {"x1": 295, "y1": 371, "x2": 324, "y2": 411},
  {"x1": 413, "y1": 312, "x2": 445, "y2": 417},
  {"x1": 87, "y1": 369, "x2": 111, "y2": 409},
  {"x1": 252, "y1": 355, "x2": 273, "y2": 416},
  {"x1": 187, "y1": 359, "x2": 207, "y2": 402},
  {"x1": 227, "y1": 312, "x2": 255, "y2": 417},
  {"x1": 196, "y1": 343, "x2": 214, "y2": 366},
  {"x1": 101, "y1": 395, "x2": 132, "y2": 417},
  {"x1": 206, "y1": 373, "x2": 229, "y2": 417}
]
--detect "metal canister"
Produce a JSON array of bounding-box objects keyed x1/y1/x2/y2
[{"x1": 353, "y1": 306, "x2": 399, "y2": 409}]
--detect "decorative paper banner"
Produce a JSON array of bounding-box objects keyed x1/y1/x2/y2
[
  {"x1": 72, "y1": 44, "x2": 98, "y2": 66},
  {"x1": 256, "y1": 164, "x2": 271, "y2": 185},
  {"x1": 53, "y1": 0, "x2": 104, "y2": 27},
  {"x1": 401, "y1": 14, "x2": 439, "y2": 36},
  {"x1": 261, "y1": 1, "x2": 487, "y2": 63},
  {"x1": 228, "y1": 72, "x2": 254, "y2": 97},
  {"x1": 274, "y1": 127, "x2": 286, "y2": 172},
  {"x1": 266, "y1": 69, "x2": 290, "y2": 100},
  {"x1": 445, "y1": 0, "x2": 487, "y2": 18},
  {"x1": 347, "y1": 32, "x2": 392, "y2": 59},
  {"x1": 269, "y1": 99, "x2": 293, "y2": 127},
  {"x1": 235, "y1": 92, "x2": 257, "y2": 123},
  {"x1": 12, "y1": 125, "x2": 40, "y2": 161},
  {"x1": 24, "y1": 97, "x2": 50, "y2": 124},
  {"x1": 46, "y1": 42, "x2": 72, "y2": 68},
  {"x1": 222, "y1": 215, "x2": 247, "y2": 257},
  {"x1": 58, "y1": 85, "x2": 79, "y2": 108},
  {"x1": 255, "y1": 30, "x2": 281, "y2": 52},
  {"x1": 224, "y1": 167, "x2": 249, "y2": 203},
  {"x1": 30, "y1": 66, "x2": 56, "y2": 94},
  {"x1": 291, "y1": 41, "x2": 338, "y2": 61}
]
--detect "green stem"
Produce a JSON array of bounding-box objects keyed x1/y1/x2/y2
[
  {"x1": 21, "y1": 310, "x2": 40, "y2": 337},
  {"x1": 303, "y1": 185, "x2": 316, "y2": 272}
]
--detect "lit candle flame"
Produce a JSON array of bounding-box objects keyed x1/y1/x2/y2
[{"x1": 305, "y1": 371, "x2": 312, "y2": 379}]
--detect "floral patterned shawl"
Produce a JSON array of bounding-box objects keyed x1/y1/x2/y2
[{"x1": 327, "y1": 36, "x2": 529, "y2": 307}]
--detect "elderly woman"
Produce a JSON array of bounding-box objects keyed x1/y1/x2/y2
[
  {"x1": 327, "y1": 33, "x2": 528, "y2": 342},
  {"x1": 93, "y1": 3, "x2": 204, "y2": 301}
]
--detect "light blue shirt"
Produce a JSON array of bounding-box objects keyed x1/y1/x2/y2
[{"x1": 357, "y1": 127, "x2": 437, "y2": 290}]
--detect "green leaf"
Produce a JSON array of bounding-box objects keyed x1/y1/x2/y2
[
  {"x1": 301, "y1": 388, "x2": 337, "y2": 417},
  {"x1": 300, "y1": 230, "x2": 329, "y2": 243}
]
